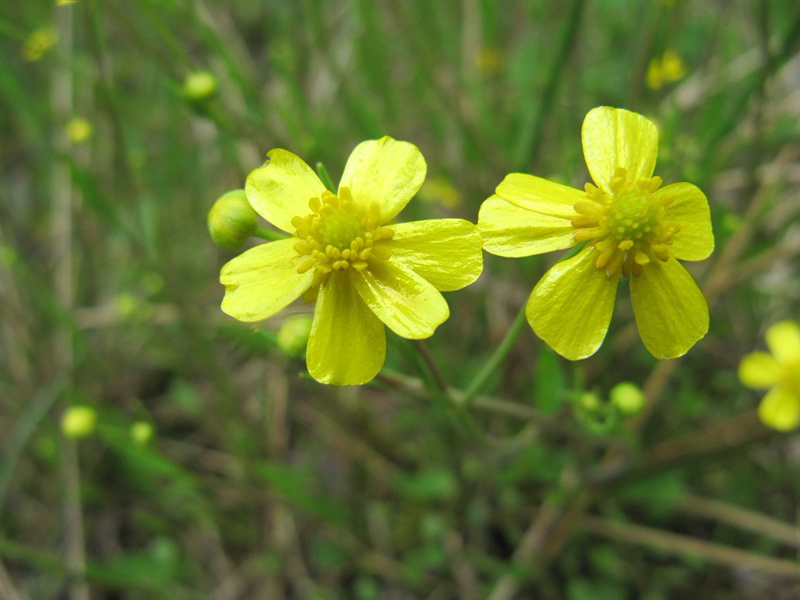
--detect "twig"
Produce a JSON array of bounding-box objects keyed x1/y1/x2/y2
[
  {"x1": 677, "y1": 495, "x2": 800, "y2": 551},
  {"x1": 51, "y1": 4, "x2": 89, "y2": 600},
  {"x1": 0, "y1": 559, "x2": 21, "y2": 600},
  {"x1": 462, "y1": 304, "x2": 527, "y2": 406},
  {"x1": 581, "y1": 515, "x2": 800, "y2": 579},
  {"x1": 412, "y1": 340, "x2": 451, "y2": 397}
]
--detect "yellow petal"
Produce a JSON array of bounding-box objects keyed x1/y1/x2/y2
[
  {"x1": 629, "y1": 258, "x2": 708, "y2": 359},
  {"x1": 352, "y1": 261, "x2": 449, "y2": 339},
  {"x1": 494, "y1": 173, "x2": 582, "y2": 219},
  {"x1": 758, "y1": 386, "x2": 800, "y2": 431},
  {"x1": 739, "y1": 352, "x2": 782, "y2": 389},
  {"x1": 655, "y1": 183, "x2": 714, "y2": 261},
  {"x1": 766, "y1": 321, "x2": 800, "y2": 365},
  {"x1": 386, "y1": 219, "x2": 483, "y2": 291},
  {"x1": 478, "y1": 196, "x2": 576, "y2": 257},
  {"x1": 339, "y1": 136, "x2": 426, "y2": 223},
  {"x1": 220, "y1": 239, "x2": 313, "y2": 322},
  {"x1": 582, "y1": 107, "x2": 658, "y2": 193},
  {"x1": 526, "y1": 246, "x2": 619, "y2": 360},
  {"x1": 246, "y1": 149, "x2": 327, "y2": 234},
  {"x1": 306, "y1": 272, "x2": 386, "y2": 385}
]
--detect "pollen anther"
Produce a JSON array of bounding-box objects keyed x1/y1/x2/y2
[
  {"x1": 293, "y1": 188, "x2": 393, "y2": 286},
  {"x1": 571, "y1": 175, "x2": 680, "y2": 278}
]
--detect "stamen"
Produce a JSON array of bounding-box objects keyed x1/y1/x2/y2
[
  {"x1": 292, "y1": 192, "x2": 393, "y2": 287},
  {"x1": 572, "y1": 174, "x2": 678, "y2": 279}
]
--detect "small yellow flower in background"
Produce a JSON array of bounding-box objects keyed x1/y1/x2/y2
[
  {"x1": 66, "y1": 117, "x2": 93, "y2": 144},
  {"x1": 646, "y1": 49, "x2": 686, "y2": 90},
  {"x1": 476, "y1": 48, "x2": 501, "y2": 76},
  {"x1": 739, "y1": 321, "x2": 800, "y2": 431},
  {"x1": 61, "y1": 406, "x2": 97, "y2": 439},
  {"x1": 220, "y1": 136, "x2": 483, "y2": 385},
  {"x1": 57, "y1": 0, "x2": 80, "y2": 5},
  {"x1": 23, "y1": 26, "x2": 58, "y2": 61},
  {"x1": 478, "y1": 107, "x2": 714, "y2": 360}
]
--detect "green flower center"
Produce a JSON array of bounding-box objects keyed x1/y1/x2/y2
[
  {"x1": 291, "y1": 187, "x2": 394, "y2": 288},
  {"x1": 571, "y1": 168, "x2": 681, "y2": 278},
  {"x1": 607, "y1": 191, "x2": 658, "y2": 241},
  {"x1": 319, "y1": 209, "x2": 363, "y2": 250}
]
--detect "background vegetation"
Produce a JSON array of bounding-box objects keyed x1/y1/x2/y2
[{"x1": 2, "y1": 0, "x2": 800, "y2": 598}]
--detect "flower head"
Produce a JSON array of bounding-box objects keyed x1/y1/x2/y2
[
  {"x1": 220, "y1": 137, "x2": 483, "y2": 385},
  {"x1": 478, "y1": 107, "x2": 714, "y2": 360},
  {"x1": 739, "y1": 321, "x2": 800, "y2": 431},
  {"x1": 646, "y1": 49, "x2": 686, "y2": 90}
]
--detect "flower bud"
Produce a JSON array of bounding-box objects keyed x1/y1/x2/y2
[
  {"x1": 130, "y1": 421, "x2": 154, "y2": 446},
  {"x1": 578, "y1": 391, "x2": 601, "y2": 412},
  {"x1": 610, "y1": 382, "x2": 645, "y2": 415},
  {"x1": 181, "y1": 71, "x2": 218, "y2": 105},
  {"x1": 66, "y1": 117, "x2": 92, "y2": 144},
  {"x1": 61, "y1": 406, "x2": 97, "y2": 439},
  {"x1": 208, "y1": 189, "x2": 258, "y2": 251},
  {"x1": 277, "y1": 315, "x2": 313, "y2": 357}
]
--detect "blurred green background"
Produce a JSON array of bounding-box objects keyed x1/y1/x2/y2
[{"x1": 2, "y1": 0, "x2": 800, "y2": 598}]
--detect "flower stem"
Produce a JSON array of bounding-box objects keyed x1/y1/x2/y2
[
  {"x1": 412, "y1": 340, "x2": 450, "y2": 396},
  {"x1": 463, "y1": 304, "x2": 528, "y2": 405},
  {"x1": 315, "y1": 161, "x2": 337, "y2": 193},
  {"x1": 253, "y1": 226, "x2": 287, "y2": 242}
]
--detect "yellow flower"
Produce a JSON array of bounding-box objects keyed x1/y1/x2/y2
[
  {"x1": 220, "y1": 137, "x2": 483, "y2": 385},
  {"x1": 478, "y1": 107, "x2": 714, "y2": 360},
  {"x1": 22, "y1": 26, "x2": 58, "y2": 61},
  {"x1": 66, "y1": 117, "x2": 93, "y2": 144},
  {"x1": 739, "y1": 321, "x2": 800, "y2": 431},
  {"x1": 646, "y1": 49, "x2": 686, "y2": 90}
]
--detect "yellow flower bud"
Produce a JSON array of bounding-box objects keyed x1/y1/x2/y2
[
  {"x1": 61, "y1": 406, "x2": 97, "y2": 439},
  {"x1": 130, "y1": 421, "x2": 154, "y2": 445},
  {"x1": 182, "y1": 71, "x2": 218, "y2": 104},
  {"x1": 208, "y1": 189, "x2": 258, "y2": 251},
  {"x1": 66, "y1": 117, "x2": 92, "y2": 144},
  {"x1": 23, "y1": 26, "x2": 58, "y2": 62},
  {"x1": 277, "y1": 315, "x2": 313, "y2": 358},
  {"x1": 610, "y1": 382, "x2": 646, "y2": 415}
]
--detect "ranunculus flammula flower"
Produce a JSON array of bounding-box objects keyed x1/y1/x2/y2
[
  {"x1": 739, "y1": 321, "x2": 800, "y2": 431},
  {"x1": 478, "y1": 107, "x2": 714, "y2": 360},
  {"x1": 220, "y1": 137, "x2": 483, "y2": 385}
]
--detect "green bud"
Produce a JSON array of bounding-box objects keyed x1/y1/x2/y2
[
  {"x1": 277, "y1": 315, "x2": 313, "y2": 357},
  {"x1": 130, "y1": 421, "x2": 154, "y2": 445},
  {"x1": 610, "y1": 382, "x2": 645, "y2": 415},
  {"x1": 208, "y1": 189, "x2": 258, "y2": 251},
  {"x1": 181, "y1": 70, "x2": 218, "y2": 104},
  {"x1": 61, "y1": 406, "x2": 97, "y2": 439},
  {"x1": 578, "y1": 391, "x2": 601, "y2": 412}
]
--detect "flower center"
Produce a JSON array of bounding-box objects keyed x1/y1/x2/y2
[
  {"x1": 291, "y1": 187, "x2": 394, "y2": 287},
  {"x1": 571, "y1": 168, "x2": 681, "y2": 278}
]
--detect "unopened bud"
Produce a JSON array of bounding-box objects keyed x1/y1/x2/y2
[
  {"x1": 208, "y1": 189, "x2": 258, "y2": 251},
  {"x1": 61, "y1": 406, "x2": 97, "y2": 439},
  {"x1": 277, "y1": 315, "x2": 313, "y2": 357},
  {"x1": 610, "y1": 382, "x2": 645, "y2": 415},
  {"x1": 182, "y1": 71, "x2": 218, "y2": 105},
  {"x1": 130, "y1": 421, "x2": 154, "y2": 446},
  {"x1": 578, "y1": 391, "x2": 601, "y2": 412}
]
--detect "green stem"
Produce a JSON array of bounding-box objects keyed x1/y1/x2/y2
[
  {"x1": 253, "y1": 226, "x2": 287, "y2": 242},
  {"x1": 463, "y1": 304, "x2": 528, "y2": 405},
  {"x1": 315, "y1": 161, "x2": 337, "y2": 193},
  {"x1": 512, "y1": 0, "x2": 586, "y2": 169}
]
